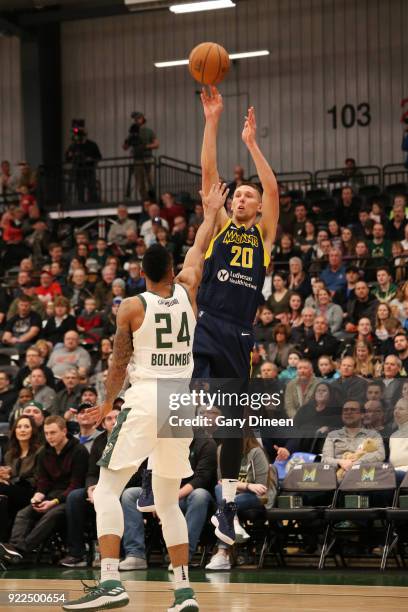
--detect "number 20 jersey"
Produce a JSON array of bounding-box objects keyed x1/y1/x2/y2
[
  {"x1": 129, "y1": 283, "x2": 196, "y2": 382},
  {"x1": 197, "y1": 219, "x2": 270, "y2": 328}
]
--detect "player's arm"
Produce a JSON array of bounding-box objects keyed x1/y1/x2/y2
[
  {"x1": 201, "y1": 86, "x2": 229, "y2": 231},
  {"x1": 242, "y1": 107, "x2": 279, "y2": 249},
  {"x1": 176, "y1": 182, "x2": 229, "y2": 292}
]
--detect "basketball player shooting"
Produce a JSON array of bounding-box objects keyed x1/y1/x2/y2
[
  {"x1": 62, "y1": 182, "x2": 229, "y2": 612},
  {"x1": 193, "y1": 86, "x2": 279, "y2": 545}
]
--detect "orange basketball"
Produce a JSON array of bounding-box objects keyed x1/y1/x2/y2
[{"x1": 188, "y1": 42, "x2": 230, "y2": 85}]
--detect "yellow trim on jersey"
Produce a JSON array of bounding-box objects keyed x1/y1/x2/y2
[
  {"x1": 255, "y1": 222, "x2": 271, "y2": 268},
  {"x1": 204, "y1": 218, "x2": 232, "y2": 260}
]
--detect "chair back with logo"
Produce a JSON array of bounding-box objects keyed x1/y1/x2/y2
[
  {"x1": 339, "y1": 463, "x2": 396, "y2": 492},
  {"x1": 282, "y1": 462, "x2": 337, "y2": 493}
]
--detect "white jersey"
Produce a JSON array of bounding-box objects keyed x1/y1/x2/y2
[{"x1": 129, "y1": 283, "x2": 196, "y2": 382}]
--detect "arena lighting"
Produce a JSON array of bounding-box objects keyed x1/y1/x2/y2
[
  {"x1": 124, "y1": 0, "x2": 165, "y2": 10},
  {"x1": 155, "y1": 49, "x2": 269, "y2": 68},
  {"x1": 169, "y1": 1, "x2": 236, "y2": 14}
]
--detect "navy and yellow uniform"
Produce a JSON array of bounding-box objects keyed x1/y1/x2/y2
[{"x1": 193, "y1": 218, "x2": 270, "y2": 380}]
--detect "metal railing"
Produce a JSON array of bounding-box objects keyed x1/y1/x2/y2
[
  {"x1": 249, "y1": 170, "x2": 314, "y2": 196},
  {"x1": 314, "y1": 165, "x2": 382, "y2": 190},
  {"x1": 382, "y1": 163, "x2": 408, "y2": 188}
]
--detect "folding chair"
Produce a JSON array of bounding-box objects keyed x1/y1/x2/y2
[
  {"x1": 383, "y1": 471, "x2": 408, "y2": 570},
  {"x1": 320, "y1": 463, "x2": 396, "y2": 569},
  {"x1": 261, "y1": 463, "x2": 337, "y2": 568}
]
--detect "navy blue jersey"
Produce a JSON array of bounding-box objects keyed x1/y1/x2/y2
[{"x1": 197, "y1": 219, "x2": 269, "y2": 327}]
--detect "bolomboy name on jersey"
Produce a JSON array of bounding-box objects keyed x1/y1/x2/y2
[{"x1": 151, "y1": 352, "x2": 191, "y2": 367}]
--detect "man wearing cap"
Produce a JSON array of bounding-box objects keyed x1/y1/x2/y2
[
  {"x1": 140, "y1": 203, "x2": 169, "y2": 247},
  {"x1": 74, "y1": 388, "x2": 102, "y2": 453},
  {"x1": 107, "y1": 205, "x2": 137, "y2": 247},
  {"x1": 333, "y1": 265, "x2": 360, "y2": 310},
  {"x1": 23, "y1": 400, "x2": 48, "y2": 433},
  {"x1": 123, "y1": 111, "x2": 159, "y2": 201}
]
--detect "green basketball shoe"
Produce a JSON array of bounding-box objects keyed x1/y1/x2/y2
[
  {"x1": 167, "y1": 587, "x2": 199, "y2": 612},
  {"x1": 62, "y1": 580, "x2": 129, "y2": 610}
]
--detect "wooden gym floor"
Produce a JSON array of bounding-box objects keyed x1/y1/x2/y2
[{"x1": 0, "y1": 577, "x2": 408, "y2": 611}]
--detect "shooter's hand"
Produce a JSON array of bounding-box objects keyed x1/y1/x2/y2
[
  {"x1": 242, "y1": 106, "x2": 257, "y2": 147},
  {"x1": 200, "y1": 86, "x2": 223, "y2": 123}
]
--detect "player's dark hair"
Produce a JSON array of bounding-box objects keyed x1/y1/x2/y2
[
  {"x1": 235, "y1": 181, "x2": 263, "y2": 198},
  {"x1": 142, "y1": 244, "x2": 172, "y2": 283}
]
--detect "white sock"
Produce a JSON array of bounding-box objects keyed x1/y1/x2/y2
[
  {"x1": 222, "y1": 479, "x2": 238, "y2": 503},
  {"x1": 173, "y1": 564, "x2": 190, "y2": 591},
  {"x1": 101, "y1": 558, "x2": 120, "y2": 583}
]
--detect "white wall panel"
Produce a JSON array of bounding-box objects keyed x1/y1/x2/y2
[
  {"x1": 0, "y1": 36, "x2": 24, "y2": 166},
  {"x1": 61, "y1": 0, "x2": 408, "y2": 177}
]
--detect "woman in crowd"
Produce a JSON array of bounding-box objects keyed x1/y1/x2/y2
[
  {"x1": 42, "y1": 296, "x2": 77, "y2": 346},
  {"x1": 340, "y1": 226, "x2": 357, "y2": 259},
  {"x1": 287, "y1": 257, "x2": 311, "y2": 300},
  {"x1": 315, "y1": 287, "x2": 343, "y2": 334},
  {"x1": 288, "y1": 292, "x2": 303, "y2": 328},
  {"x1": 267, "y1": 324, "x2": 296, "y2": 370},
  {"x1": 92, "y1": 338, "x2": 113, "y2": 375},
  {"x1": 391, "y1": 280, "x2": 408, "y2": 321},
  {"x1": 327, "y1": 219, "x2": 342, "y2": 249},
  {"x1": 205, "y1": 434, "x2": 277, "y2": 570},
  {"x1": 155, "y1": 226, "x2": 176, "y2": 257},
  {"x1": 266, "y1": 273, "x2": 291, "y2": 316},
  {"x1": 374, "y1": 302, "x2": 393, "y2": 345},
  {"x1": 353, "y1": 340, "x2": 378, "y2": 378},
  {"x1": 296, "y1": 219, "x2": 316, "y2": 256},
  {"x1": 0, "y1": 415, "x2": 42, "y2": 539},
  {"x1": 272, "y1": 233, "x2": 298, "y2": 272}
]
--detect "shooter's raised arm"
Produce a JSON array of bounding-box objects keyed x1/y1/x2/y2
[{"x1": 242, "y1": 106, "x2": 279, "y2": 250}]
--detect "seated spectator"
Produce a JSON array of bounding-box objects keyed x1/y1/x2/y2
[
  {"x1": 321, "y1": 400, "x2": 385, "y2": 477},
  {"x1": 327, "y1": 219, "x2": 342, "y2": 249},
  {"x1": 372, "y1": 267, "x2": 397, "y2": 303},
  {"x1": 9, "y1": 388, "x2": 34, "y2": 425},
  {"x1": 333, "y1": 265, "x2": 359, "y2": 310},
  {"x1": 227, "y1": 165, "x2": 245, "y2": 194},
  {"x1": 64, "y1": 268, "x2": 94, "y2": 315},
  {"x1": 2, "y1": 296, "x2": 42, "y2": 354},
  {"x1": 340, "y1": 226, "x2": 357, "y2": 259},
  {"x1": 287, "y1": 257, "x2": 311, "y2": 300},
  {"x1": 93, "y1": 266, "x2": 115, "y2": 311},
  {"x1": 0, "y1": 415, "x2": 42, "y2": 540},
  {"x1": 267, "y1": 324, "x2": 296, "y2": 370},
  {"x1": 389, "y1": 399, "x2": 408, "y2": 484},
  {"x1": 316, "y1": 355, "x2": 340, "y2": 381},
  {"x1": 278, "y1": 351, "x2": 301, "y2": 381},
  {"x1": 92, "y1": 338, "x2": 112, "y2": 376},
  {"x1": 140, "y1": 203, "x2": 169, "y2": 246},
  {"x1": 107, "y1": 204, "x2": 137, "y2": 247},
  {"x1": 0, "y1": 371, "x2": 18, "y2": 423},
  {"x1": 47, "y1": 331, "x2": 91, "y2": 378},
  {"x1": 73, "y1": 397, "x2": 102, "y2": 452},
  {"x1": 296, "y1": 219, "x2": 316, "y2": 255},
  {"x1": 290, "y1": 307, "x2": 316, "y2": 346},
  {"x1": 380, "y1": 355, "x2": 404, "y2": 419},
  {"x1": 42, "y1": 296, "x2": 77, "y2": 346},
  {"x1": 331, "y1": 356, "x2": 367, "y2": 406},
  {"x1": 34, "y1": 270, "x2": 62, "y2": 305},
  {"x1": 344, "y1": 281, "x2": 378, "y2": 331},
  {"x1": 76, "y1": 297, "x2": 103, "y2": 345},
  {"x1": 124, "y1": 261, "x2": 145, "y2": 297},
  {"x1": 50, "y1": 368, "x2": 83, "y2": 417},
  {"x1": 254, "y1": 305, "x2": 275, "y2": 345},
  {"x1": 206, "y1": 434, "x2": 277, "y2": 571},
  {"x1": 189, "y1": 202, "x2": 204, "y2": 227},
  {"x1": 272, "y1": 233, "x2": 298, "y2": 272},
  {"x1": 102, "y1": 297, "x2": 122, "y2": 341},
  {"x1": 288, "y1": 292, "x2": 303, "y2": 328},
  {"x1": 393, "y1": 332, "x2": 408, "y2": 374},
  {"x1": 302, "y1": 316, "x2": 339, "y2": 371},
  {"x1": 362, "y1": 400, "x2": 393, "y2": 453},
  {"x1": 120, "y1": 430, "x2": 217, "y2": 570},
  {"x1": 353, "y1": 340, "x2": 379, "y2": 378},
  {"x1": 374, "y1": 302, "x2": 396, "y2": 353},
  {"x1": 155, "y1": 226, "x2": 176, "y2": 258},
  {"x1": 284, "y1": 359, "x2": 319, "y2": 418},
  {"x1": 22, "y1": 401, "x2": 48, "y2": 437},
  {"x1": 314, "y1": 287, "x2": 343, "y2": 335},
  {"x1": 320, "y1": 248, "x2": 347, "y2": 294},
  {"x1": 0, "y1": 415, "x2": 88, "y2": 564},
  {"x1": 159, "y1": 192, "x2": 186, "y2": 230},
  {"x1": 59, "y1": 406, "x2": 120, "y2": 567},
  {"x1": 14, "y1": 346, "x2": 55, "y2": 391},
  {"x1": 29, "y1": 368, "x2": 56, "y2": 413},
  {"x1": 369, "y1": 223, "x2": 392, "y2": 261},
  {"x1": 304, "y1": 277, "x2": 324, "y2": 310},
  {"x1": 288, "y1": 382, "x2": 342, "y2": 454},
  {"x1": 46, "y1": 243, "x2": 68, "y2": 273},
  {"x1": 7, "y1": 282, "x2": 45, "y2": 320},
  {"x1": 266, "y1": 273, "x2": 291, "y2": 316},
  {"x1": 337, "y1": 185, "x2": 361, "y2": 225}
]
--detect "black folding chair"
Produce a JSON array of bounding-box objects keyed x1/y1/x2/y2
[
  {"x1": 320, "y1": 463, "x2": 396, "y2": 569},
  {"x1": 383, "y1": 471, "x2": 408, "y2": 570},
  {"x1": 261, "y1": 463, "x2": 337, "y2": 568}
]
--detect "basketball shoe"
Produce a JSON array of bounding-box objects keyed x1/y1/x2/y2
[
  {"x1": 167, "y1": 587, "x2": 199, "y2": 611},
  {"x1": 211, "y1": 500, "x2": 237, "y2": 545},
  {"x1": 137, "y1": 469, "x2": 156, "y2": 512},
  {"x1": 62, "y1": 580, "x2": 129, "y2": 610}
]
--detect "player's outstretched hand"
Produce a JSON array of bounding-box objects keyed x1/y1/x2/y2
[
  {"x1": 242, "y1": 106, "x2": 257, "y2": 146},
  {"x1": 84, "y1": 402, "x2": 112, "y2": 427},
  {"x1": 199, "y1": 182, "x2": 229, "y2": 214},
  {"x1": 200, "y1": 85, "x2": 223, "y2": 122}
]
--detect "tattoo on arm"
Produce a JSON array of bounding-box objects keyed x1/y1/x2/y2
[{"x1": 105, "y1": 324, "x2": 133, "y2": 404}]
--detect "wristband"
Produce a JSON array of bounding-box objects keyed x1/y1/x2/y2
[{"x1": 52, "y1": 498, "x2": 60, "y2": 505}]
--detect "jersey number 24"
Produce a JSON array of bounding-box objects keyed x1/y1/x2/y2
[{"x1": 155, "y1": 312, "x2": 191, "y2": 348}]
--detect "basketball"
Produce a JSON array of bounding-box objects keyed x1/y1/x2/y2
[{"x1": 188, "y1": 42, "x2": 230, "y2": 85}]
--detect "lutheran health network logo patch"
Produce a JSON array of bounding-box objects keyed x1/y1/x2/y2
[{"x1": 217, "y1": 269, "x2": 230, "y2": 282}]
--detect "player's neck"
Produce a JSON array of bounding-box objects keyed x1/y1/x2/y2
[
  {"x1": 146, "y1": 280, "x2": 174, "y2": 298},
  {"x1": 231, "y1": 215, "x2": 256, "y2": 230}
]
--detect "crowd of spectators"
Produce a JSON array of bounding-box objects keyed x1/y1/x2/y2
[{"x1": 0, "y1": 156, "x2": 407, "y2": 569}]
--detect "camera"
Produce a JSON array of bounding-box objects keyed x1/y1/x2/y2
[{"x1": 71, "y1": 118, "x2": 86, "y2": 143}]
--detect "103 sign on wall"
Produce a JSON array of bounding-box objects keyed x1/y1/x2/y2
[{"x1": 327, "y1": 103, "x2": 371, "y2": 129}]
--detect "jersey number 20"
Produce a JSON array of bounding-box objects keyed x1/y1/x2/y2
[
  {"x1": 230, "y1": 246, "x2": 253, "y2": 268},
  {"x1": 155, "y1": 312, "x2": 191, "y2": 348}
]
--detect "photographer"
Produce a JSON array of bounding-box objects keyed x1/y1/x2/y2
[
  {"x1": 123, "y1": 111, "x2": 159, "y2": 201},
  {"x1": 65, "y1": 121, "x2": 102, "y2": 204}
]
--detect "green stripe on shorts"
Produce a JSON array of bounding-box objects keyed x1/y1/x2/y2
[{"x1": 97, "y1": 407, "x2": 131, "y2": 468}]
